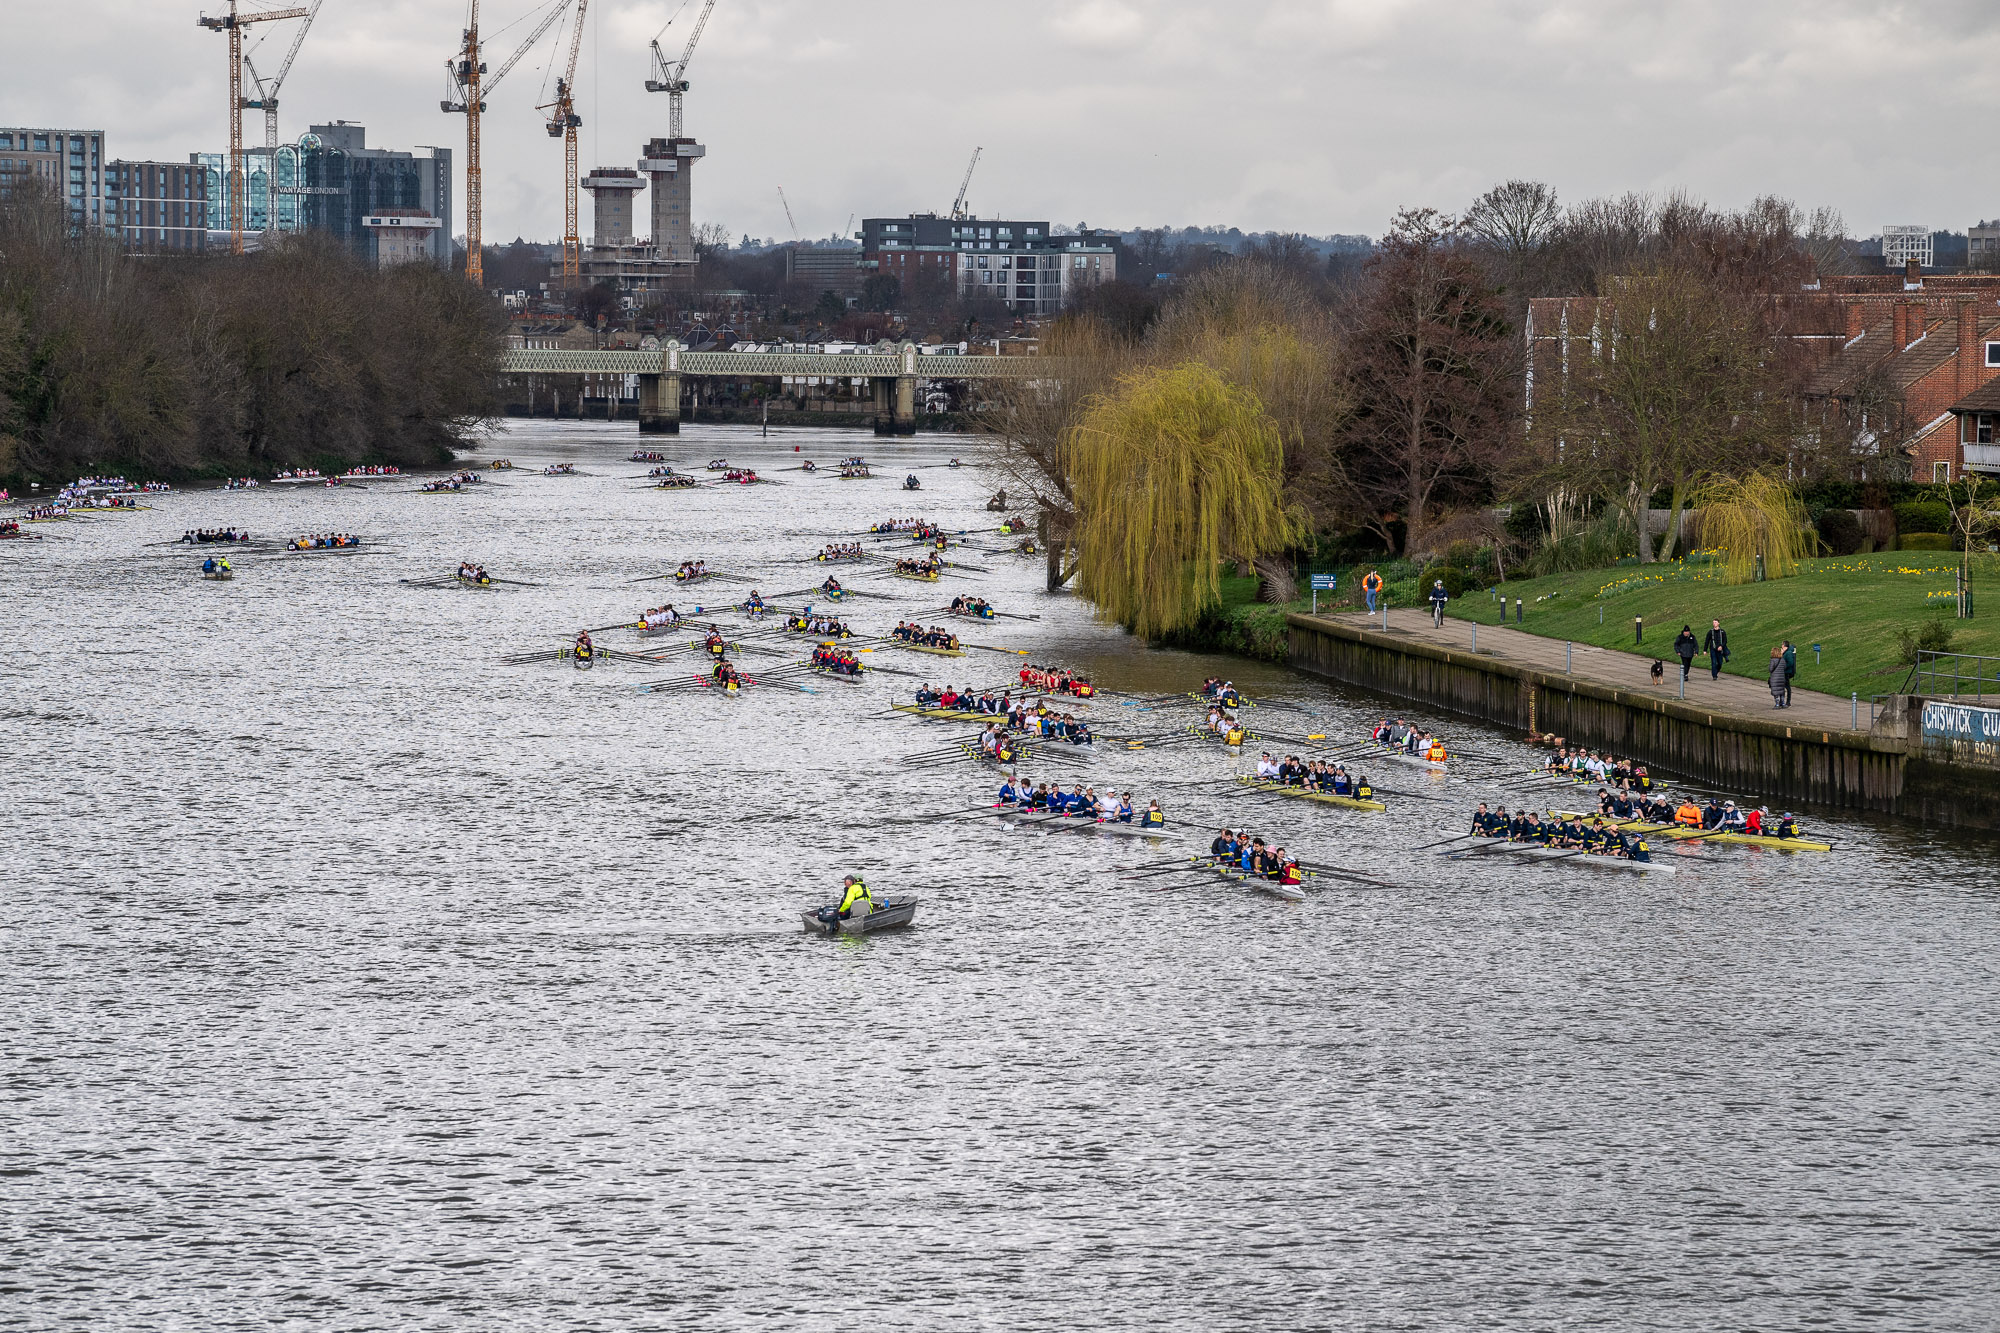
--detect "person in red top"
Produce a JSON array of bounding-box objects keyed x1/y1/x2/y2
[{"x1": 1743, "y1": 807, "x2": 1765, "y2": 836}]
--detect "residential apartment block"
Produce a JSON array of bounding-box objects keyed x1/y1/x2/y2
[
  {"x1": 0, "y1": 127, "x2": 108, "y2": 232},
  {"x1": 861, "y1": 213, "x2": 1117, "y2": 316},
  {"x1": 109, "y1": 160, "x2": 210, "y2": 252}
]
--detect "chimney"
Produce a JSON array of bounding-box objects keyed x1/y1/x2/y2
[
  {"x1": 1960, "y1": 301, "x2": 1982, "y2": 395},
  {"x1": 1844, "y1": 301, "x2": 1864, "y2": 340},
  {"x1": 1892, "y1": 301, "x2": 1909, "y2": 350},
  {"x1": 1907, "y1": 257, "x2": 1923, "y2": 285}
]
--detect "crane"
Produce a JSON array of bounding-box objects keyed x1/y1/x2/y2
[
  {"x1": 198, "y1": 1, "x2": 311, "y2": 256},
  {"x1": 537, "y1": 0, "x2": 589, "y2": 287},
  {"x1": 444, "y1": 0, "x2": 578, "y2": 287},
  {"x1": 777, "y1": 187, "x2": 799, "y2": 243},
  {"x1": 241, "y1": 0, "x2": 325, "y2": 163},
  {"x1": 645, "y1": 0, "x2": 718, "y2": 140},
  {"x1": 949, "y1": 146, "x2": 981, "y2": 221}
]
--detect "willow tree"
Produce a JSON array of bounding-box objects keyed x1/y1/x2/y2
[
  {"x1": 1070, "y1": 362, "x2": 1305, "y2": 638},
  {"x1": 1695, "y1": 471, "x2": 1817, "y2": 583}
]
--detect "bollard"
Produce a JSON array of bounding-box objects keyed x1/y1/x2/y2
[
  {"x1": 1514, "y1": 597, "x2": 1523, "y2": 624},
  {"x1": 1635, "y1": 616, "x2": 1644, "y2": 645},
  {"x1": 1471, "y1": 622, "x2": 1477, "y2": 652},
  {"x1": 1566, "y1": 641, "x2": 1572, "y2": 673},
  {"x1": 1599, "y1": 605, "x2": 1604, "y2": 625},
  {"x1": 1381, "y1": 600, "x2": 1388, "y2": 632},
  {"x1": 1679, "y1": 671, "x2": 1686, "y2": 700},
  {"x1": 1853, "y1": 692, "x2": 1858, "y2": 728}
]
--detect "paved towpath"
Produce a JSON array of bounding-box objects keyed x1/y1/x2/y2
[{"x1": 1313, "y1": 609, "x2": 1866, "y2": 733}]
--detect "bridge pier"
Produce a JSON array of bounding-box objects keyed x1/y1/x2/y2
[
  {"x1": 873, "y1": 374, "x2": 917, "y2": 435},
  {"x1": 638, "y1": 373, "x2": 681, "y2": 434}
]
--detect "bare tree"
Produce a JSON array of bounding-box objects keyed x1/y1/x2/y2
[
  {"x1": 1332, "y1": 208, "x2": 1518, "y2": 557},
  {"x1": 1526, "y1": 264, "x2": 1789, "y2": 562},
  {"x1": 979, "y1": 318, "x2": 1136, "y2": 589},
  {"x1": 1464, "y1": 180, "x2": 1562, "y2": 259}
]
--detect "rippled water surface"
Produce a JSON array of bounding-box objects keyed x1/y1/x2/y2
[{"x1": 4, "y1": 421, "x2": 1999, "y2": 1331}]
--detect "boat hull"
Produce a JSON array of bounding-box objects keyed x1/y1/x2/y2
[{"x1": 801, "y1": 896, "x2": 919, "y2": 936}]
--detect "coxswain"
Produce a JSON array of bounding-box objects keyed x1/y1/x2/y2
[
  {"x1": 1773, "y1": 812, "x2": 1801, "y2": 840},
  {"x1": 1277, "y1": 853, "x2": 1303, "y2": 889},
  {"x1": 1353, "y1": 774, "x2": 1374, "y2": 802},
  {"x1": 1143, "y1": 800, "x2": 1165, "y2": 829},
  {"x1": 705, "y1": 631, "x2": 727, "y2": 657}
]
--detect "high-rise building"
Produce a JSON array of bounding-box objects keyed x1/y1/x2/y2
[
  {"x1": 109, "y1": 160, "x2": 210, "y2": 252},
  {"x1": 0, "y1": 127, "x2": 109, "y2": 232}
]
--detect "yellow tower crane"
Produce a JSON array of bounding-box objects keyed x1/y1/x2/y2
[
  {"x1": 443, "y1": 0, "x2": 577, "y2": 288},
  {"x1": 197, "y1": 1, "x2": 310, "y2": 256},
  {"x1": 538, "y1": 0, "x2": 589, "y2": 287}
]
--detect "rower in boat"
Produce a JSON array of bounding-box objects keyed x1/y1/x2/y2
[
  {"x1": 574, "y1": 630, "x2": 595, "y2": 666},
  {"x1": 676, "y1": 560, "x2": 711, "y2": 582},
  {"x1": 903, "y1": 474, "x2": 921, "y2": 490},
  {"x1": 742, "y1": 590, "x2": 767, "y2": 619},
  {"x1": 820, "y1": 575, "x2": 844, "y2": 597},
  {"x1": 704, "y1": 630, "x2": 728, "y2": 658}
]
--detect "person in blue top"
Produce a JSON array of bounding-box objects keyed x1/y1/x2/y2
[
  {"x1": 1428, "y1": 578, "x2": 1449, "y2": 627},
  {"x1": 1331, "y1": 767, "x2": 1353, "y2": 796},
  {"x1": 201, "y1": 556, "x2": 218, "y2": 573},
  {"x1": 997, "y1": 779, "x2": 1019, "y2": 806},
  {"x1": 1114, "y1": 793, "x2": 1135, "y2": 823}
]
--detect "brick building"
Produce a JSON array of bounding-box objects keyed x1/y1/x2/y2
[{"x1": 1527, "y1": 264, "x2": 2000, "y2": 482}]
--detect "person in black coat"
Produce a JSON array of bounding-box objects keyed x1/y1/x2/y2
[
  {"x1": 1674, "y1": 626, "x2": 1698, "y2": 683},
  {"x1": 1703, "y1": 618, "x2": 1730, "y2": 680}
]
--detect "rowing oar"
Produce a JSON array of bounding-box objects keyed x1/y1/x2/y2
[{"x1": 964, "y1": 642, "x2": 1028, "y2": 656}]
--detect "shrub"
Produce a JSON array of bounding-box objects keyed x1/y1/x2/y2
[
  {"x1": 1898, "y1": 532, "x2": 1954, "y2": 551},
  {"x1": 1897, "y1": 619, "x2": 1958, "y2": 663},
  {"x1": 1817, "y1": 508, "x2": 1865, "y2": 556},
  {"x1": 1893, "y1": 500, "x2": 1950, "y2": 535},
  {"x1": 1420, "y1": 563, "x2": 1472, "y2": 598},
  {"x1": 1443, "y1": 539, "x2": 1482, "y2": 569}
]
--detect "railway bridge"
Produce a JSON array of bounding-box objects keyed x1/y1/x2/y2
[{"x1": 497, "y1": 338, "x2": 1041, "y2": 435}]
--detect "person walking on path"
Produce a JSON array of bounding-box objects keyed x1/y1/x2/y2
[
  {"x1": 1674, "y1": 625, "x2": 1698, "y2": 684},
  {"x1": 1767, "y1": 646, "x2": 1788, "y2": 708},
  {"x1": 1362, "y1": 569, "x2": 1384, "y2": 614},
  {"x1": 1703, "y1": 619, "x2": 1730, "y2": 681},
  {"x1": 1428, "y1": 578, "x2": 1449, "y2": 628},
  {"x1": 1781, "y1": 640, "x2": 1798, "y2": 707}
]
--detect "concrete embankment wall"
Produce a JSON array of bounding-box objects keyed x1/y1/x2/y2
[{"x1": 1286, "y1": 613, "x2": 1943, "y2": 819}]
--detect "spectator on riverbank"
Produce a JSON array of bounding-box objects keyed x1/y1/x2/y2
[
  {"x1": 1674, "y1": 626, "x2": 1697, "y2": 684},
  {"x1": 1782, "y1": 640, "x2": 1798, "y2": 706},
  {"x1": 1768, "y1": 646, "x2": 1788, "y2": 708},
  {"x1": 1704, "y1": 619, "x2": 1730, "y2": 681},
  {"x1": 1362, "y1": 569, "x2": 1383, "y2": 614}
]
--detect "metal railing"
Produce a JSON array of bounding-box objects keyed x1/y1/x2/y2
[{"x1": 1903, "y1": 650, "x2": 2000, "y2": 699}]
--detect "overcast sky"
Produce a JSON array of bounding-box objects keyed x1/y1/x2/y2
[{"x1": 10, "y1": 0, "x2": 1999, "y2": 246}]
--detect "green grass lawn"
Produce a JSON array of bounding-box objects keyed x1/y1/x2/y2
[{"x1": 1431, "y1": 552, "x2": 2000, "y2": 700}]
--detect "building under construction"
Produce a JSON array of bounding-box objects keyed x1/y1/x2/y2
[{"x1": 575, "y1": 133, "x2": 705, "y2": 294}]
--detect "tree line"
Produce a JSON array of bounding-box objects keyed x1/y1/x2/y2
[
  {"x1": 986, "y1": 182, "x2": 1888, "y2": 635},
  {"x1": 0, "y1": 183, "x2": 504, "y2": 486}
]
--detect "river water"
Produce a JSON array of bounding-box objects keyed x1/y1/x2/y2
[{"x1": 3, "y1": 420, "x2": 1997, "y2": 1332}]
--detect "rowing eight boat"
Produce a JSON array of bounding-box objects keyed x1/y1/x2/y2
[
  {"x1": 1554, "y1": 811, "x2": 1832, "y2": 853},
  {"x1": 1235, "y1": 775, "x2": 1386, "y2": 812}
]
